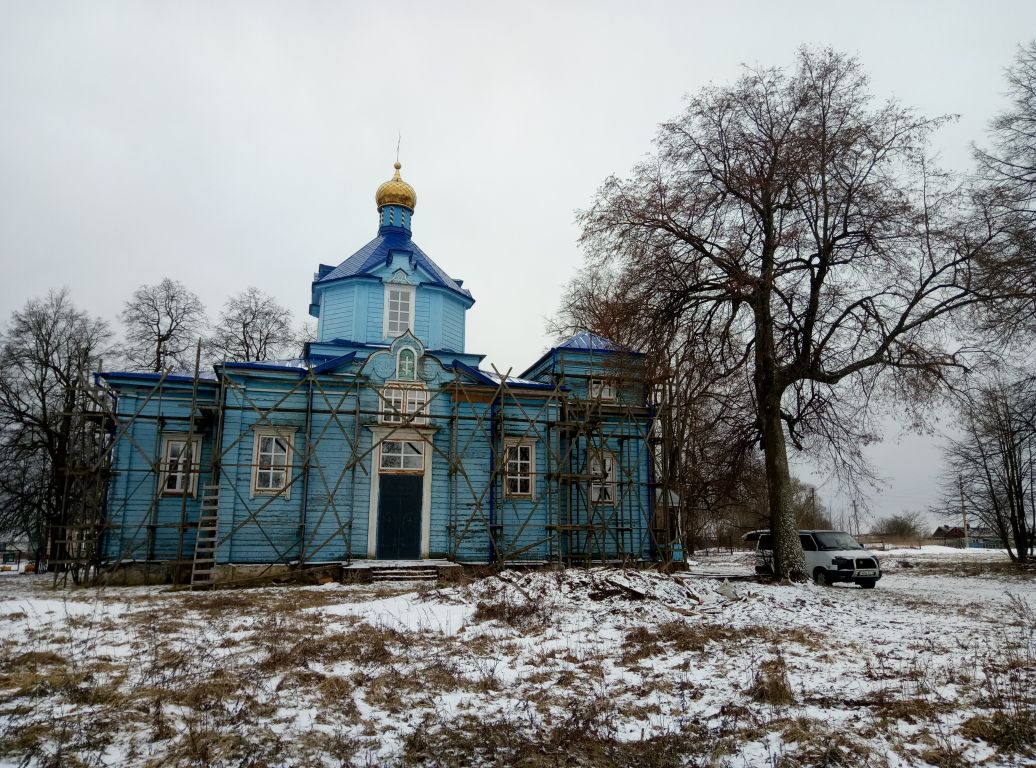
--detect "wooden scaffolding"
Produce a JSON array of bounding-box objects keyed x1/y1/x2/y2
[{"x1": 56, "y1": 346, "x2": 679, "y2": 587}]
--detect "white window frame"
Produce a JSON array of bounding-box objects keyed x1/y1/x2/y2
[
  {"x1": 251, "y1": 430, "x2": 294, "y2": 497},
  {"x1": 380, "y1": 385, "x2": 428, "y2": 425},
  {"x1": 397, "y1": 348, "x2": 417, "y2": 380},
  {"x1": 588, "y1": 378, "x2": 617, "y2": 401},
  {"x1": 161, "y1": 436, "x2": 201, "y2": 496},
  {"x1": 504, "y1": 439, "x2": 536, "y2": 499},
  {"x1": 590, "y1": 452, "x2": 616, "y2": 505},
  {"x1": 381, "y1": 387, "x2": 406, "y2": 424},
  {"x1": 384, "y1": 284, "x2": 416, "y2": 338},
  {"x1": 379, "y1": 439, "x2": 425, "y2": 473}
]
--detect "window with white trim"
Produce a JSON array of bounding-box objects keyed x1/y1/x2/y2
[
  {"x1": 380, "y1": 439, "x2": 424, "y2": 472},
  {"x1": 406, "y1": 388, "x2": 427, "y2": 421},
  {"x1": 397, "y1": 348, "x2": 416, "y2": 380},
  {"x1": 504, "y1": 440, "x2": 535, "y2": 498},
  {"x1": 161, "y1": 436, "x2": 201, "y2": 496},
  {"x1": 588, "y1": 378, "x2": 616, "y2": 401},
  {"x1": 380, "y1": 386, "x2": 427, "y2": 424},
  {"x1": 252, "y1": 431, "x2": 293, "y2": 495},
  {"x1": 384, "y1": 284, "x2": 415, "y2": 337},
  {"x1": 590, "y1": 452, "x2": 616, "y2": 505},
  {"x1": 381, "y1": 387, "x2": 406, "y2": 424}
]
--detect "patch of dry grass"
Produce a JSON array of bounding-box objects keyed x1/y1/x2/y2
[
  {"x1": 471, "y1": 594, "x2": 554, "y2": 631},
  {"x1": 621, "y1": 620, "x2": 776, "y2": 664},
  {"x1": 402, "y1": 699, "x2": 719, "y2": 768},
  {"x1": 748, "y1": 654, "x2": 795, "y2": 706},
  {"x1": 960, "y1": 709, "x2": 1036, "y2": 758}
]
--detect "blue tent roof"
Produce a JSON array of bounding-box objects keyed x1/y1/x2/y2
[
  {"x1": 518, "y1": 331, "x2": 641, "y2": 379},
  {"x1": 314, "y1": 228, "x2": 472, "y2": 301},
  {"x1": 555, "y1": 331, "x2": 624, "y2": 353}
]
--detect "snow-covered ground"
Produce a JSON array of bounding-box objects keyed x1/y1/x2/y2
[{"x1": 0, "y1": 549, "x2": 1033, "y2": 767}]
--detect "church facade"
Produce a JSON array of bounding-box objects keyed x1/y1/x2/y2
[{"x1": 99, "y1": 164, "x2": 659, "y2": 582}]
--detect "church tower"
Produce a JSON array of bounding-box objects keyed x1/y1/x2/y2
[{"x1": 308, "y1": 162, "x2": 475, "y2": 357}]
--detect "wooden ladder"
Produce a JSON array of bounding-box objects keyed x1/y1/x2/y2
[{"x1": 191, "y1": 484, "x2": 220, "y2": 588}]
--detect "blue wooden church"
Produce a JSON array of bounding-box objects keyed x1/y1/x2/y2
[{"x1": 99, "y1": 163, "x2": 659, "y2": 583}]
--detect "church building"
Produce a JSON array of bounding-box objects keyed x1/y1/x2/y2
[{"x1": 99, "y1": 163, "x2": 659, "y2": 583}]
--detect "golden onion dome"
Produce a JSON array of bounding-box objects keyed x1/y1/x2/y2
[{"x1": 375, "y1": 162, "x2": 417, "y2": 211}]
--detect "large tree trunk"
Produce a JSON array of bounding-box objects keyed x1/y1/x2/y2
[
  {"x1": 758, "y1": 393, "x2": 808, "y2": 580},
  {"x1": 754, "y1": 287, "x2": 807, "y2": 581}
]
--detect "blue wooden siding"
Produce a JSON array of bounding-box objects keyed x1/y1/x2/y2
[
  {"x1": 103, "y1": 379, "x2": 218, "y2": 564},
  {"x1": 440, "y1": 295, "x2": 466, "y2": 352},
  {"x1": 413, "y1": 290, "x2": 431, "y2": 342},
  {"x1": 104, "y1": 330, "x2": 652, "y2": 568},
  {"x1": 447, "y1": 397, "x2": 493, "y2": 562},
  {"x1": 217, "y1": 374, "x2": 308, "y2": 564},
  {"x1": 302, "y1": 385, "x2": 365, "y2": 562},
  {"x1": 314, "y1": 257, "x2": 469, "y2": 354},
  {"x1": 316, "y1": 283, "x2": 356, "y2": 343}
]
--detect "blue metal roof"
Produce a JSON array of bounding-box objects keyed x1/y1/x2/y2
[
  {"x1": 449, "y1": 360, "x2": 554, "y2": 390},
  {"x1": 314, "y1": 227, "x2": 472, "y2": 301},
  {"x1": 221, "y1": 358, "x2": 309, "y2": 372},
  {"x1": 555, "y1": 331, "x2": 624, "y2": 353},
  {"x1": 519, "y1": 331, "x2": 641, "y2": 379},
  {"x1": 96, "y1": 370, "x2": 219, "y2": 385}
]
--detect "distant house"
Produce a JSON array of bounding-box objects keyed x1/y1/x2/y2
[
  {"x1": 932, "y1": 524, "x2": 1002, "y2": 548},
  {"x1": 932, "y1": 524, "x2": 967, "y2": 539},
  {"x1": 0, "y1": 539, "x2": 31, "y2": 573}
]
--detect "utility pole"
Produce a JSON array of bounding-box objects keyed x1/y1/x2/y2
[
  {"x1": 851, "y1": 499, "x2": 858, "y2": 536},
  {"x1": 959, "y1": 474, "x2": 971, "y2": 550}
]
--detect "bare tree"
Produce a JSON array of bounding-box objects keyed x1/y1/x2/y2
[
  {"x1": 943, "y1": 377, "x2": 1035, "y2": 563},
  {"x1": 974, "y1": 40, "x2": 1036, "y2": 225},
  {"x1": 208, "y1": 287, "x2": 296, "y2": 363},
  {"x1": 0, "y1": 289, "x2": 111, "y2": 570},
  {"x1": 873, "y1": 510, "x2": 925, "y2": 539},
  {"x1": 0, "y1": 452, "x2": 50, "y2": 563},
  {"x1": 120, "y1": 278, "x2": 206, "y2": 372},
  {"x1": 577, "y1": 48, "x2": 1011, "y2": 579},
  {"x1": 553, "y1": 265, "x2": 762, "y2": 556},
  {"x1": 293, "y1": 319, "x2": 317, "y2": 359},
  {"x1": 971, "y1": 41, "x2": 1036, "y2": 340},
  {"x1": 790, "y1": 478, "x2": 832, "y2": 530}
]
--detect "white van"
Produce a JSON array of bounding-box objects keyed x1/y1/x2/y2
[{"x1": 751, "y1": 530, "x2": 882, "y2": 588}]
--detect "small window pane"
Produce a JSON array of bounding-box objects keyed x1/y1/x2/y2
[
  {"x1": 505, "y1": 443, "x2": 534, "y2": 497},
  {"x1": 163, "y1": 438, "x2": 199, "y2": 495},
  {"x1": 590, "y1": 454, "x2": 615, "y2": 504},
  {"x1": 589, "y1": 379, "x2": 616, "y2": 400},
  {"x1": 398, "y1": 349, "x2": 416, "y2": 380},
  {"x1": 381, "y1": 440, "x2": 423, "y2": 471},
  {"x1": 385, "y1": 286, "x2": 413, "y2": 336},
  {"x1": 382, "y1": 387, "x2": 405, "y2": 423},
  {"x1": 406, "y1": 389, "x2": 427, "y2": 420},
  {"x1": 254, "y1": 432, "x2": 291, "y2": 492}
]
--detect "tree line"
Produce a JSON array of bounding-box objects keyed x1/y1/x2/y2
[
  {"x1": 555, "y1": 43, "x2": 1036, "y2": 574},
  {"x1": 0, "y1": 280, "x2": 311, "y2": 567}
]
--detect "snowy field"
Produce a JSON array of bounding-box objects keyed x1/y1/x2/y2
[{"x1": 1, "y1": 549, "x2": 1033, "y2": 767}]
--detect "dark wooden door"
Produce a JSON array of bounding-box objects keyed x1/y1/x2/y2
[{"x1": 377, "y1": 475, "x2": 422, "y2": 559}]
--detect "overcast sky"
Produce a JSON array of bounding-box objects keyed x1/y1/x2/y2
[{"x1": 2, "y1": 1, "x2": 1034, "y2": 525}]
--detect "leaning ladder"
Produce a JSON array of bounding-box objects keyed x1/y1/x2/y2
[{"x1": 191, "y1": 484, "x2": 220, "y2": 587}]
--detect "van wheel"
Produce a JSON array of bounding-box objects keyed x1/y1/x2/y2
[
  {"x1": 857, "y1": 579, "x2": 877, "y2": 589},
  {"x1": 813, "y1": 568, "x2": 829, "y2": 586}
]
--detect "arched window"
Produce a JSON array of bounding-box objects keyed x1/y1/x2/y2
[{"x1": 398, "y1": 348, "x2": 416, "y2": 380}]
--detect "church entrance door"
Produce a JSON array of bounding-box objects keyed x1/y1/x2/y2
[{"x1": 376, "y1": 474, "x2": 422, "y2": 559}]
